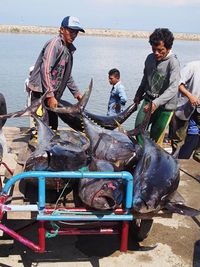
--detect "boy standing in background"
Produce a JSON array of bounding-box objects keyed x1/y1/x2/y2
[{"x1": 107, "y1": 68, "x2": 127, "y2": 116}]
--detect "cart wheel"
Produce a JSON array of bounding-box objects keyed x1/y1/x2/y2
[{"x1": 129, "y1": 219, "x2": 153, "y2": 242}]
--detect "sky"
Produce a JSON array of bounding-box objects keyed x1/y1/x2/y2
[{"x1": 0, "y1": 0, "x2": 200, "y2": 34}]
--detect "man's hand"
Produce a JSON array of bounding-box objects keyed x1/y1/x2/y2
[
  {"x1": 189, "y1": 95, "x2": 200, "y2": 106},
  {"x1": 179, "y1": 84, "x2": 200, "y2": 106},
  {"x1": 47, "y1": 97, "x2": 58, "y2": 108},
  {"x1": 76, "y1": 94, "x2": 83, "y2": 101},
  {"x1": 114, "y1": 103, "x2": 121, "y2": 113},
  {"x1": 133, "y1": 96, "x2": 141, "y2": 105},
  {"x1": 143, "y1": 102, "x2": 157, "y2": 113}
]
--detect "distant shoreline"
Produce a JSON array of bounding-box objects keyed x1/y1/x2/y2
[{"x1": 0, "y1": 24, "x2": 200, "y2": 41}]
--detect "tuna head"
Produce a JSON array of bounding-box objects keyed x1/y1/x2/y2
[
  {"x1": 79, "y1": 178, "x2": 124, "y2": 210},
  {"x1": 46, "y1": 142, "x2": 88, "y2": 171},
  {"x1": 82, "y1": 114, "x2": 136, "y2": 170},
  {"x1": 25, "y1": 118, "x2": 90, "y2": 172},
  {"x1": 91, "y1": 180, "x2": 124, "y2": 210},
  {"x1": 25, "y1": 150, "x2": 49, "y2": 171},
  {"x1": 25, "y1": 140, "x2": 89, "y2": 172},
  {"x1": 132, "y1": 135, "x2": 180, "y2": 213},
  {"x1": 78, "y1": 159, "x2": 124, "y2": 210}
]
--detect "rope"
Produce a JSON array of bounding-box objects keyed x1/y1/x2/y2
[
  {"x1": 54, "y1": 179, "x2": 71, "y2": 209},
  {"x1": 78, "y1": 166, "x2": 89, "y2": 172},
  {"x1": 46, "y1": 166, "x2": 89, "y2": 238},
  {"x1": 45, "y1": 210, "x2": 61, "y2": 238}
]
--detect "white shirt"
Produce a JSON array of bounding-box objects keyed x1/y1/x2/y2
[{"x1": 175, "y1": 61, "x2": 200, "y2": 120}]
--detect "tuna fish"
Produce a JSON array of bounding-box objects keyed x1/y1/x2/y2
[
  {"x1": 24, "y1": 115, "x2": 90, "y2": 190},
  {"x1": 55, "y1": 101, "x2": 137, "y2": 131},
  {"x1": 81, "y1": 114, "x2": 137, "y2": 171},
  {"x1": 0, "y1": 83, "x2": 92, "y2": 190},
  {"x1": 25, "y1": 115, "x2": 90, "y2": 172},
  {"x1": 0, "y1": 90, "x2": 48, "y2": 121},
  {"x1": 76, "y1": 115, "x2": 136, "y2": 210},
  {"x1": 78, "y1": 159, "x2": 124, "y2": 210},
  {"x1": 132, "y1": 135, "x2": 200, "y2": 216},
  {"x1": 0, "y1": 80, "x2": 93, "y2": 123},
  {"x1": 0, "y1": 79, "x2": 137, "y2": 132}
]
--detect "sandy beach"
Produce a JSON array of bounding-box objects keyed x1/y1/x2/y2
[{"x1": 0, "y1": 24, "x2": 200, "y2": 41}]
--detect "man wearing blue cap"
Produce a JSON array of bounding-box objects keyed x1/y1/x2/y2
[{"x1": 27, "y1": 16, "x2": 85, "y2": 130}]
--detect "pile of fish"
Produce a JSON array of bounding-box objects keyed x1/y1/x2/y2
[{"x1": 0, "y1": 80, "x2": 199, "y2": 216}]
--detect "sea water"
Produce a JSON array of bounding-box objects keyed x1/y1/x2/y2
[{"x1": 0, "y1": 33, "x2": 199, "y2": 129}]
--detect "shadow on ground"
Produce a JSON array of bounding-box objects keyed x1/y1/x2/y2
[{"x1": 0, "y1": 219, "x2": 155, "y2": 267}]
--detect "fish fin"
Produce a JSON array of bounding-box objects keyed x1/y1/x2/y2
[
  {"x1": 36, "y1": 105, "x2": 43, "y2": 117},
  {"x1": 0, "y1": 91, "x2": 48, "y2": 121},
  {"x1": 167, "y1": 190, "x2": 185, "y2": 204},
  {"x1": 114, "y1": 120, "x2": 126, "y2": 133},
  {"x1": 127, "y1": 101, "x2": 152, "y2": 139},
  {"x1": 165, "y1": 202, "x2": 200, "y2": 217},
  {"x1": 115, "y1": 160, "x2": 121, "y2": 168},
  {"x1": 79, "y1": 79, "x2": 93, "y2": 112},
  {"x1": 171, "y1": 146, "x2": 181, "y2": 159}
]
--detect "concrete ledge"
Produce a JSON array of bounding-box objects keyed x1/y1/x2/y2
[{"x1": 0, "y1": 24, "x2": 200, "y2": 41}]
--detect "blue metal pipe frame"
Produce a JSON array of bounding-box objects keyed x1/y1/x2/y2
[{"x1": 1, "y1": 171, "x2": 134, "y2": 221}]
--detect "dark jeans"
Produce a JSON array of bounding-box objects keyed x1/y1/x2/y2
[
  {"x1": 47, "y1": 110, "x2": 58, "y2": 130},
  {"x1": 169, "y1": 115, "x2": 188, "y2": 153},
  {"x1": 169, "y1": 109, "x2": 200, "y2": 159},
  {"x1": 178, "y1": 134, "x2": 199, "y2": 159}
]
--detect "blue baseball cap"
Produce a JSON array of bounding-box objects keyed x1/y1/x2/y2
[{"x1": 61, "y1": 16, "x2": 85, "y2": 33}]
